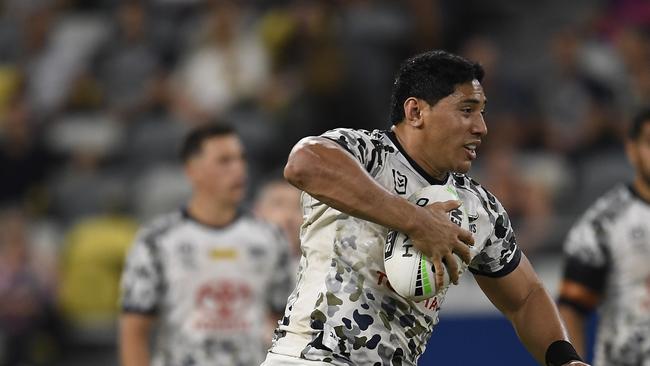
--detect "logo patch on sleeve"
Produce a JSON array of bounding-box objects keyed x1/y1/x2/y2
[{"x1": 392, "y1": 169, "x2": 408, "y2": 195}]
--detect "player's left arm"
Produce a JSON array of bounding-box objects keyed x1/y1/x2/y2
[{"x1": 475, "y1": 254, "x2": 589, "y2": 366}]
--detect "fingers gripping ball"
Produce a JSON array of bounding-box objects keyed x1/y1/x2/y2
[{"x1": 384, "y1": 184, "x2": 471, "y2": 301}]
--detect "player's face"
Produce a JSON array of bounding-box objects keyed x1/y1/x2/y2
[
  {"x1": 627, "y1": 121, "x2": 650, "y2": 187},
  {"x1": 421, "y1": 80, "x2": 487, "y2": 176},
  {"x1": 186, "y1": 134, "x2": 247, "y2": 206}
]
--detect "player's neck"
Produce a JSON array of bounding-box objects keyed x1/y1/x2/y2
[
  {"x1": 633, "y1": 176, "x2": 650, "y2": 203},
  {"x1": 391, "y1": 126, "x2": 447, "y2": 181},
  {"x1": 187, "y1": 195, "x2": 239, "y2": 228}
]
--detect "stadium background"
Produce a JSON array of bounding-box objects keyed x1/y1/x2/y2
[{"x1": 0, "y1": 0, "x2": 648, "y2": 364}]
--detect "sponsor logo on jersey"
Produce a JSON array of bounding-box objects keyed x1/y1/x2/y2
[
  {"x1": 194, "y1": 280, "x2": 252, "y2": 330},
  {"x1": 385, "y1": 231, "x2": 397, "y2": 259},
  {"x1": 467, "y1": 212, "x2": 479, "y2": 233},
  {"x1": 210, "y1": 248, "x2": 238, "y2": 260}
]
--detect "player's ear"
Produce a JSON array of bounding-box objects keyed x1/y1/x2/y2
[
  {"x1": 403, "y1": 97, "x2": 424, "y2": 127},
  {"x1": 184, "y1": 158, "x2": 201, "y2": 186}
]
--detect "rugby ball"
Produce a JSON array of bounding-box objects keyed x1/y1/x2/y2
[{"x1": 384, "y1": 184, "x2": 471, "y2": 301}]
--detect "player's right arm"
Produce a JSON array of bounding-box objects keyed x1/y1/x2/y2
[
  {"x1": 118, "y1": 227, "x2": 165, "y2": 366},
  {"x1": 120, "y1": 313, "x2": 155, "y2": 366},
  {"x1": 558, "y1": 217, "x2": 607, "y2": 357},
  {"x1": 558, "y1": 258, "x2": 603, "y2": 356},
  {"x1": 284, "y1": 134, "x2": 474, "y2": 287},
  {"x1": 558, "y1": 297, "x2": 592, "y2": 357}
]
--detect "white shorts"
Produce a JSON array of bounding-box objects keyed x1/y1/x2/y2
[{"x1": 260, "y1": 352, "x2": 332, "y2": 365}]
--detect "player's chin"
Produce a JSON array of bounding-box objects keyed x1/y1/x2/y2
[{"x1": 453, "y1": 160, "x2": 472, "y2": 174}]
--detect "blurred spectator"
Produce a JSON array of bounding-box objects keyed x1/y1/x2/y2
[
  {"x1": 172, "y1": 1, "x2": 270, "y2": 122},
  {"x1": 95, "y1": 1, "x2": 161, "y2": 119},
  {"x1": 56, "y1": 212, "x2": 137, "y2": 366},
  {"x1": 0, "y1": 206, "x2": 60, "y2": 366},
  {"x1": 540, "y1": 27, "x2": 621, "y2": 156},
  {"x1": 46, "y1": 113, "x2": 127, "y2": 224},
  {"x1": 24, "y1": 5, "x2": 110, "y2": 118},
  {"x1": 0, "y1": 95, "x2": 54, "y2": 207},
  {"x1": 460, "y1": 36, "x2": 543, "y2": 150}
]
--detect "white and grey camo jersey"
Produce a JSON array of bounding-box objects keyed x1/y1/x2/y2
[
  {"x1": 120, "y1": 210, "x2": 292, "y2": 366},
  {"x1": 561, "y1": 185, "x2": 650, "y2": 366},
  {"x1": 268, "y1": 128, "x2": 521, "y2": 366}
]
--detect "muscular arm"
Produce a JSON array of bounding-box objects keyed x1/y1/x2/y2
[
  {"x1": 284, "y1": 137, "x2": 474, "y2": 286},
  {"x1": 558, "y1": 304, "x2": 587, "y2": 357},
  {"x1": 475, "y1": 255, "x2": 578, "y2": 365},
  {"x1": 120, "y1": 313, "x2": 156, "y2": 366}
]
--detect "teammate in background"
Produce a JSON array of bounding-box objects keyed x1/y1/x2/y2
[
  {"x1": 254, "y1": 178, "x2": 303, "y2": 272},
  {"x1": 119, "y1": 123, "x2": 292, "y2": 366},
  {"x1": 558, "y1": 108, "x2": 650, "y2": 366},
  {"x1": 263, "y1": 50, "x2": 588, "y2": 366}
]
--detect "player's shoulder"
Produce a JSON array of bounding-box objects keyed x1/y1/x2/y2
[
  {"x1": 139, "y1": 210, "x2": 185, "y2": 238},
  {"x1": 234, "y1": 212, "x2": 287, "y2": 243},
  {"x1": 450, "y1": 172, "x2": 502, "y2": 214},
  {"x1": 580, "y1": 184, "x2": 634, "y2": 224},
  {"x1": 321, "y1": 128, "x2": 392, "y2": 145},
  {"x1": 236, "y1": 212, "x2": 275, "y2": 231},
  {"x1": 323, "y1": 127, "x2": 387, "y2": 138}
]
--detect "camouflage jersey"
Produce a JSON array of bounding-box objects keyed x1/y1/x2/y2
[
  {"x1": 561, "y1": 185, "x2": 650, "y2": 366},
  {"x1": 120, "y1": 210, "x2": 292, "y2": 366},
  {"x1": 267, "y1": 128, "x2": 521, "y2": 366}
]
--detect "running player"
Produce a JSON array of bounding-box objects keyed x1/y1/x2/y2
[
  {"x1": 559, "y1": 108, "x2": 650, "y2": 366},
  {"x1": 119, "y1": 123, "x2": 292, "y2": 366},
  {"x1": 262, "y1": 50, "x2": 588, "y2": 366}
]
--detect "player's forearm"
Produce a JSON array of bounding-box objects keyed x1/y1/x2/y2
[
  {"x1": 284, "y1": 137, "x2": 419, "y2": 233},
  {"x1": 558, "y1": 305, "x2": 587, "y2": 357},
  {"x1": 120, "y1": 333, "x2": 151, "y2": 366},
  {"x1": 120, "y1": 315, "x2": 153, "y2": 366},
  {"x1": 508, "y1": 283, "x2": 570, "y2": 365}
]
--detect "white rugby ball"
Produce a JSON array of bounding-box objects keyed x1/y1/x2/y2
[{"x1": 384, "y1": 184, "x2": 471, "y2": 301}]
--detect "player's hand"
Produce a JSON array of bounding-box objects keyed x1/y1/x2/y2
[{"x1": 406, "y1": 200, "x2": 474, "y2": 289}]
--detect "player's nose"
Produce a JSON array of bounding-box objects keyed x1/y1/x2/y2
[{"x1": 472, "y1": 114, "x2": 487, "y2": 137}]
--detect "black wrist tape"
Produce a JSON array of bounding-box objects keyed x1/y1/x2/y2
[{"x1": 545, "y1": 340, "x2": 583, "y2": 366}]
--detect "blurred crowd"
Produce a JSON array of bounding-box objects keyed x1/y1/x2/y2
[{"x1": 0, "y1": 0, "x2": 648, "y2": 364}]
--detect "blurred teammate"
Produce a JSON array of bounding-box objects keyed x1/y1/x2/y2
[
  {"x1": 263, "y1": 50, "x2": 587, "y2": 366},
  {"x1": 119, "y1": 123, "x2": 292, "y2": 366},
  {"x1": 559, "y1": 108, "x2": 650, "y2": 366}
]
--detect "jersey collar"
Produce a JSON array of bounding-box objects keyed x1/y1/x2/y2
[
  {"x1": 386, "y1": 130, "x2": 448, "y2": 185},
  {"x1": 628, "y1": 184, "x2": 650, "y2": 206},
  {"x1": 181, "y1": 207, "x2": 244, "y2": 230}
]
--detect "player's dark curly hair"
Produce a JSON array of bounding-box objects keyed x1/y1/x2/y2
[
  {"x1": 389, "y1": 50, "x2": 484, "y2": 125},
  {"x1": 180, "y1": 122, "x2": 237, "y2": 162},
  {"x1": 629, "y1": 107, "x2": 650, "y2": 140}
]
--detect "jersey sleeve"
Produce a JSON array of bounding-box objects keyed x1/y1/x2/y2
[
  {"x1": 469, "y1": 189, "x2": 522, "y2": 277},
  {"x1": 120, "y1": 229, "x2": 164, "y2": 315},
  {"x1": 558, "y1": 217, "x2": 609, "y2": 312},
  {"x1": 266, "y1": 227, "x2": 294, "y2": 314},
  {"x1": 320, "y1": 128, "x2": 386, "y2": 176}
]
